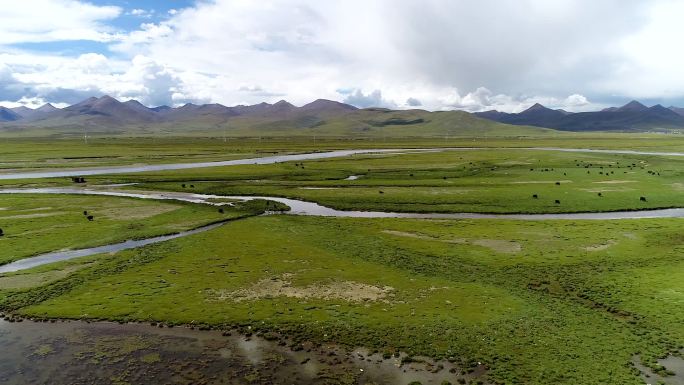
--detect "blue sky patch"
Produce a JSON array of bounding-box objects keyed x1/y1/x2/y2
[
  {"x1": 10, "y1": 40, "x2": 112, "y2": 56},
  {"x1": 99, "y1": 0, "x2": 195, "y2": 32}
]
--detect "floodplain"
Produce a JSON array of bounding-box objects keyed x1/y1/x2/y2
[{"x1": 1, "y1": 136, "x2": 683, "y2": 385}]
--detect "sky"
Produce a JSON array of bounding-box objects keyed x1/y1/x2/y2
[{"x1": 2, "y1": 0, "x2": 684, "y2": 112}]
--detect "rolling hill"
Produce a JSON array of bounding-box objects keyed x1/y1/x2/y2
[{"x1": 0, "y1": 95, "x2": 554, "y2": 138}]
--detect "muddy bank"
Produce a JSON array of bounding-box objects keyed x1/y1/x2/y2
[{"x1": 0, "y1": 318, "x2": 487, "y2": 385}]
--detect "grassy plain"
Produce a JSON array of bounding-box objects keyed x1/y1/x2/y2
[
  {"x1": 98, "y1": 146, "x2": 684, "y2": 214},
  {"x1": 0, "y1": 193, "x2": 261, "y2": 265},
  {"x1": 1, "y1": 135, "x2": 683, "y2": 385},
  {"x1": 1, "y1": 215, "x2": 682, "y2": 384},
  {"x1": 4, "y1": 136, "x2": 682, "y2": 213},
  {"x1": 1, "y1": 134, "x2": 683, "y2": 174}
]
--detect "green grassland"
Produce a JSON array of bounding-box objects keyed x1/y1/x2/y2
[
  {"x1": 93, "y1": 147, "x2": 684, "y2": 214},
  {"x1": 0, "y1": 193, "x2": 262, "y2": 265},
  {"x1": 0, "y1": 138, "x2": 272, "y2": 172},
  {"x1": 1, "y1": 135, "x2": 683, "y2": 176},
  {"x1": 2, "y1": 215, "x2": 682, "y2": 384},
  {"x1": 1, "y1": 136, "x2": 684, "y2": 384}
]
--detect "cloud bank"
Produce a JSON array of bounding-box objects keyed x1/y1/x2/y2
[{"x1": 1, "y1": 0, "x2": 683, "y2": 112}]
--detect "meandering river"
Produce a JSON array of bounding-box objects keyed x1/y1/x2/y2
[
  {"x1": 1, "y1": 146, "x2": 683, "y2": 273},
  {"x1": 0, "y1": 186, "x2": 683, "y2": 273}
]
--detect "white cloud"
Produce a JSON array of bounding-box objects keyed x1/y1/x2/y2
[
  {"x1": 129, "y1": 9, "x2": 154, "y2": 18},
  {"x1": 100, "y1": 0, "x2": 656, "y2": 109},
  {"x1": 342, "y1": 89, "x2": 395, "y2": 108},
  {"x1": 594, "y1": 1, "x2": 684, "y2": 100},
  {"x1": 563, "y1": 94, "x2": 590, "y2": 108},
  {"x1": 2, "y1": 0, "x2": 684, "y2": 111},
  {"x1": 0, "y1": 96, "x2": 68, "y2": 109},
  {"x1": 406, "y1": 98, "x2": 422, "y2": 107},
  {"x1": 0, "y1": 51, "x2": 193, "y2": 107},
  {"x1": 74, "y1": 53, "x2": 111, "y2": 74},
  {"x1": 0, "y1": 0, "x2": 121, "y2": 44},
  {"x1": 439, "y1": 87, "x2": 594, "y2": 113}
]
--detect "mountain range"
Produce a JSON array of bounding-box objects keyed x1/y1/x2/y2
[
  {"x1": 1, "y1": 96, "x2": 683, "y2": 137},
  {"x1": 475, "y1": 100, "x2": 684, "y2": 131},
  {"x1": 0, "y1": 95, "x2": 361, "y2": 125},
  {"x1": 0, "y1": 95, "x2": 549, "y2": 137}
]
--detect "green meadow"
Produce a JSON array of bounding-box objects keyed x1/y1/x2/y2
[
  {"x1": 1, "y1": 215, "x2": 682, "y2": 384},
  {"x1": 0, "y1": 193, "x2": 262, "y2": 265},
  {"x1": 1, "y1": 134, "x2": 683, "y2": 175},
  {"x1": 0, "y1": 136, "x2": 683, "y2": 385},
  {"x1": 101, "y1": 146, "x2": 684, "y2": 214}
]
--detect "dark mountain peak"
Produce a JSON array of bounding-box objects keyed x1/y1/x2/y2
[
  {"x1": 123, "y1": 99, "x2": 156, "y2": 115},
  {"x1": 301, "y1": 99, "x2": 357, "y2": 112},
  {"x1": 59, "y1": 95, "x2": 158, "y2": 123},
  {"x1": 92, "y1": 95, "x2": 122, "y2": 108},
  {"x1": 519, "y1": 103, "x2": 565, "y2": 119},
  {"x1": 194, "y1": 103, "x2": 235, "y2": 116},
  {"x1": 273, "y1": 100, "x2": 294, "y2": 107},
  {"x1": 37, "y1": 103, "x2": 58, "y2": 112},
  {"x1": 6, "y1": 103, "x2": 62, "y2": 121},
  {"x1": 161, "y1": 102, "x2": 236, "y2": 120},
  {"x1": 197, "y1": 103, "x2": 228, "y2": 110},
  {"x1": 71, "y1": 97, "x2": 98, "y2": 108},
  {"x1": 523, "y1": 103, "x2": 550, "y2": 113},
  {"x1": 197, "y1": 103, "x2": 232, "y2": 112},
  {"x1": 647, "y1": 104, "x2": 681, "y2": 119},
  {"x1": 477, "y1": 97, "x2": 684, "y2": 132},
  {"x1": 271, "y1": 100, "x2": 295, "y2": 112},
  {"x1": 231, "y1": 102, "x2": 277, "y2": 116},
  {"x1": 669, "y1": 106, "x2": 684, "y2": 116},
  {"x1": 617, "y1": 100, "x2": 648, "y2": 112},
  {"x1": 123, "y1": 99, "x2": 146, "y2": 107},
  {"x1": 10, "y1": 106, "x2": 33, "y2": 117},
  {"x1": 151, "y1": 105, "x2": 171, "y2": 113},
  {"x1": 649, "y1": 104, "x2": 669, "y2": 111},
  {"x1": 0, "y1": 107, "x2": 21, "y2": 122}
]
